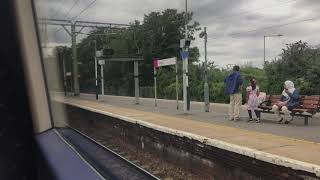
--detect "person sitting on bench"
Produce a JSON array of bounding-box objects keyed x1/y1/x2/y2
[{"x1": 272, "y1": 80, "x2": 300, "y2": 124}]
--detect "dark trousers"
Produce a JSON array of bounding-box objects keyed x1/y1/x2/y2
[{"x1": 248, "y1": 110, "x2": 261, "y2": 119}]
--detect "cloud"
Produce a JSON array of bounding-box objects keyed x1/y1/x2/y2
[{"x1": 37, "y1": 0, "x2": 320, "y2": 68}]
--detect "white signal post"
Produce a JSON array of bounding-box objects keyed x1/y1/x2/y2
[
  {"x1": 154, "y1": 64, "x2": 157, "y2": 107},
  {"x1": 175, "y1": 60, "x2": 179, "y2": 110},
  {"x1": 98, "y1": 59, "x2": 105, "y2": 96}
]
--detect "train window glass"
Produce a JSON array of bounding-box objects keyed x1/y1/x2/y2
[{"x1": 33, "y1": 0, "x2": 320, "y2": 179}]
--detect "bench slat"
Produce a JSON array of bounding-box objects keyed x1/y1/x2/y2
[{"x1": 301, "y1": 104, "x2": 318, "y2": 109}]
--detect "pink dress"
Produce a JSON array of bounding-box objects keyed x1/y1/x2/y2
[{"x1": 247, "y1": 86, "x2": 259, "y2": 111}]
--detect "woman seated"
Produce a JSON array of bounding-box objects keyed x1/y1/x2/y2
[{"x1": 272, "y1": 80, "x2": 299, "y2": 124}]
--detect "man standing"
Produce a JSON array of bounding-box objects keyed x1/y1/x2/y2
[{"x1": 224, "y1": 65, "x2": 243, "y2": 121}]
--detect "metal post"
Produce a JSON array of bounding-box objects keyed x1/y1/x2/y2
[
  {"x1": 264, "y1": 35, "x2": 266, "y2": 65},
  {"x1": 183, "y1": 0, "x2": 190, "y2": 112},
  {"x1": 94, "y1": 40, "x2": 98, "y2": 100},
  {"x1": 44, "y1": 23, "x2": 48, "y2": 48},
  {"x1": 134, "y1": 61, "x2": 140, "y2": 105},
  {"x1": 183, "y1": 58, "x2": 187, "y2": 112},
  {"x1": 176, "y1": 60, "x2": 179, "y2": 110},
  {"x1": 154, "y1": 67, "x2": 157, "y2": 107},
  {"x1": 100, "y1": 64, "x2": 104, "y2": 96},
  {"x1": 204, "y1": 27, "x2": 210, "y2": 112},
  {"x1": 62, "y1": 56, "x2": 67, "y2": 96},
  {"x1": 71, "y1": 23, "x2": 80, "y2": 96}
]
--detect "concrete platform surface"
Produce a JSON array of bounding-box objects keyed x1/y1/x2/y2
[
  {"x1": 52, "y1": 94, "x2": 320, "y2": 176},
  {"x1": 79, "y1": 94, "x2": 320, "y2": 143}
]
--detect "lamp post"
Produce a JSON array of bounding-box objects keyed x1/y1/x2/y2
[{"x1": 264, "y1": 34, "x2": 283, "y2": 64}]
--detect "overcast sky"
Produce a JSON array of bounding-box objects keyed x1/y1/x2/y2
[{"x1": 37, "y1": 0, "x2": 320, "y2": 68}]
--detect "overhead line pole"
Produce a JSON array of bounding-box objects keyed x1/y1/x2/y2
[
  {"x1": 39, "y1": 18, "x2": 129, "y2": 96},
  {"x1": 71, "y1": 23, "x2": 80, "y2": 96}
]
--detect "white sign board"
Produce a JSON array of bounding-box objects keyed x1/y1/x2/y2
[
  {"x1": 98, "y1": 60, "x2": 105, "y2": 65},
  {"x1": 157, "y1": 57, "x2": 176, "y2": 67}
]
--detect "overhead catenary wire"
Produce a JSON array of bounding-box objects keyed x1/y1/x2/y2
[
  {"x1": 212, "y1": 0, "x2": 298, "y2": 22},
  {"x1": 230, "y1": 16, "x2": 320, "y2": 37},
  {"x1": 53, "y1": 0, "x2": 98, "y2": 34},
  {"x1": 206, "y1": 16, "x2": 320, "y2": 40},
  {"x1": 202, "y1": 0, "x2": 300, "y2": 41},
  {"x1": 49, "y1": 0, "x2": 67, "y2": 18},
  {"x1": 72, "y1": 0, "x2": 97, "y2": 21},
  {"x1": 63, "y1": 0, "x2": 81, "y2": 18},
  {"x1": 52, "y1": 0, "x2": 82, "y2": 34}
]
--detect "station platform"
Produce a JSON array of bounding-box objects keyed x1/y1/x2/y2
[{"x1": 53, "y1": 94, "x2": 320, "y2": 177}]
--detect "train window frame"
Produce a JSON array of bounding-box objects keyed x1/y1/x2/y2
[{"x1": 13, "y1": 0, "x2": 53, "y2": 133}]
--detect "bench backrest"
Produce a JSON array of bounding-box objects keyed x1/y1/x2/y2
[
  {"x1": 298, "y1": 95, "x2": 306, "y2": 106},
  {"x1": 265, "y1": 95, "x2": 270, "y2": 101},
  {"x1": 265, "y1": 95, "x2": 320, "y2": 111},
  {"x1": 313, "y1": 95, "x2": 320, "y2": 112},
  {"x1": 269, "y1": 95, "x2": 281, "y2": 105},
  {"x1": 301, "y1": 96, "x2": 320, "y2": 112}
]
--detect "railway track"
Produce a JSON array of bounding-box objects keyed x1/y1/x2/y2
[
  {"x1": 57, "y1": 127, "x2": 160, "y2": 180},
  {"x1": 66, "y1": 124, "x2": 206, "y2": 180}
]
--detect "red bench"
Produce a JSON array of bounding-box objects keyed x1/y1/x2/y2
[{"x1": 258, "y1": 95, "x2": 320, "y2": 125}]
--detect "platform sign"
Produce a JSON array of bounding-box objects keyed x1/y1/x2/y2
[
  {"x1": 98, "y1": 60, "x2": 105, "y2": 65},
  {"x1": 180, "y1": 50, "x2": 188, "y2": 60},
  {"x1": 152, "y1": 57, "x2": 179, "y2": 109},
  {"x1": 153, "y1": 57, "x2": 176, "y2": 68},
  {"x1": 158, "y1": 57, "x2": 176, "y2": 67}
]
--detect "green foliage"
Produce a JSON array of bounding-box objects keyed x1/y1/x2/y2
[
  {"x1": 54, "y1": 7, "x2": 320, "y2": 104},
  {"x1": 69, "y1": 8, "x2": 201, "y2": 97},
  {"x1": 265, "y1": 41, "x2": 320, "y2": 95}
]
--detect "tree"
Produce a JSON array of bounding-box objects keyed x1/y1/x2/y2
[
  {"x1": 264, "y1": 41, "x2": 320, "y2": 95},
  {"x1": 73, "y1": 9, "x2": 201, "y2": 98}
]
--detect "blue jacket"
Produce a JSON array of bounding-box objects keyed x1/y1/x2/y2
[
  {"x1": 224, "y1": 71, "x2": 243, "y2": 95},
  {"x1": 281, "y1": 90, "x2": 300, "y2": 111}
]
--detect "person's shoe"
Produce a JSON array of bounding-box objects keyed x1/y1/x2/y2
[
  {"x1": 247, "y1": 118, "x2": 253, "y2": 122},
  {"x1": 234, "y1": 117, "x2": 240, "y2": 121},
  {"x1": 277, "y1": 118, "x2": 284, "y2": 124},
  {"x1": 255, "y1": 118, "x2": 261, "y2": 123},
  {"x1": 284, "y1": 117, "x2": 293, "y2": 124},
  {"x1": 229, "y1": 118, "x2": 234, "y2": 121}
]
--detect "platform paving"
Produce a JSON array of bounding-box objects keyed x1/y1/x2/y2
[
  {"x1": 78, "y1": 94, "x2": 320, "y2": 143},
  {"x1": 52, "y1": 94, "x2": 320, "y2": 175}
]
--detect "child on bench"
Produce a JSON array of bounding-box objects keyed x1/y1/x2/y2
[{"x1": 246, "y1": 78, "x2": 261, "y2": 122}]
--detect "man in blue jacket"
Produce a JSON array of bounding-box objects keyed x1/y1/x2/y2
[{"x1": 224, "y1": 65, "x2": 243, "y2": 121}]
